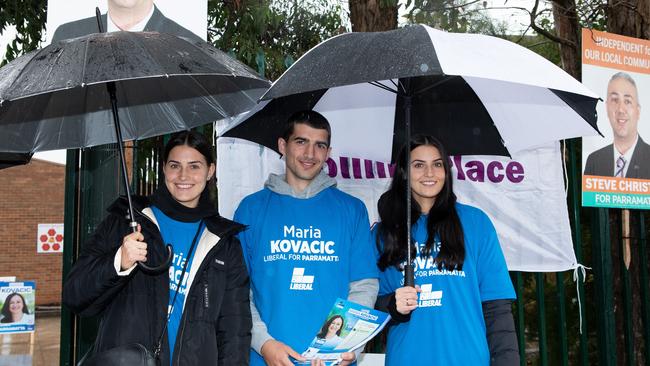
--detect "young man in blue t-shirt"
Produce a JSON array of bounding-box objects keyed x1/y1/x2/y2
[{"x1": 234, "y1": 111, "x2": 379, "y2": 366}]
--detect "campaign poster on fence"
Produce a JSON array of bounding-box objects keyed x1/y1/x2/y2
[
  {"x1": 0, "y1": 282, "x2": 36, "y2": 334},
  {"x1": 581, "y1": 28, "x2": 650, "y2": 210}
]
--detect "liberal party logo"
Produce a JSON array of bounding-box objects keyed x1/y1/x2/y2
[
  {"x1": 418, "y1": 284, "x2": 443, "y2": 307},
  {"x1": 290, "y1": 268, "x2": 314, "y2": 290}
]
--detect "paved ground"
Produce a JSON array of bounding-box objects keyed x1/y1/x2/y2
[{"x1": 0, "y1": 314, "x2": 60, "y2": 366}]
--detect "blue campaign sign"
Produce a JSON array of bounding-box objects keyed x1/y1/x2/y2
[{"x1": 0, "y1": 281, "x2": 36, "y2": 334}]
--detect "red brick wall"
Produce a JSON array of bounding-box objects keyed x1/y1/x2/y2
[{"x1": 0, "y1": 159, "x2": 64, "y2": 305}]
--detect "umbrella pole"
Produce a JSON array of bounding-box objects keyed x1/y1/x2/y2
[
  {"x1": 107, "y1": 82, "x2": 139, "y2": 233},
  {"x1": 404, "y1": 95, "x2": 415, "y2": 288},
  {"x1": 107, "y1": 81, "x2": 172, "y2": 273}
]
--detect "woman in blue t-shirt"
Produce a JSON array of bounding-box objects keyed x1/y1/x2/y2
[{"x1": 373, "y1": 134, "x2": 519, "y2": 365}]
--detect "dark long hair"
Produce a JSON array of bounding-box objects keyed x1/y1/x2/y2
[
  {"x1": 1, "y1": 293, "x2": 29, "y2": 323},
  {"x1": 316, "y1": 315, "x2": 344, "y2": 339},
  {"x1": 376, "y1": 134, "x2": 465, "y2": 271}
]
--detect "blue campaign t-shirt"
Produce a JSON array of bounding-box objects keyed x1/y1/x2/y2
[
  {"x1": 234, "y1": 187, "x2": 379, "y2": 366},
  {"x1": 375, "y1": 203, "x2": 515, "y2": 366},
  {"x1": 151, "y1": 206, "x2": 201, "y2": 360}
]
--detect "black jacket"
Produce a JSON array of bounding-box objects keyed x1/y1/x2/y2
[{"x1": 62, "y1": 196, "x2": 251, "y2": 365}]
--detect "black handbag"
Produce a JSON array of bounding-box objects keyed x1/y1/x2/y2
[
  {"x1": 77, "y1": 343, "x2": 157, "y2": 366},
  {"x1": 78, "y1": 221, "x2": 204, "y2": 366}
]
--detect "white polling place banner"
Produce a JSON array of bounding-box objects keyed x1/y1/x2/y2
[{"x1": 216, "y1": 137, "x2": 577, "y2": 273}]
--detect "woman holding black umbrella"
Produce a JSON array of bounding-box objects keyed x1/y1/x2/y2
[
  {"x1": 373, "y1": 135, "x2": 519, "y2": 365},
  {"x1": 63, "y1": 130, "x2": 251, "y2": 366}
]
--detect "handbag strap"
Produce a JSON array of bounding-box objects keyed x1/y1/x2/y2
[{"x1": 153, "y1": 220, "x2": 205, "y2": 360}]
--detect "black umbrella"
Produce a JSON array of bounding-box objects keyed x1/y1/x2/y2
[
  {"x1": 0, "y1": 31, "x2": 270, "y2": 272},
  {"x1": 0, "y1": 152, "x2": 32, "y2": 170},
  {"x1": 222, "y1": 24, "x2": 600, "y2": 285}
]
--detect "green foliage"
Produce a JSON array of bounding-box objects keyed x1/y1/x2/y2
[
  {"x1": 405, "y1": 0, "x2": 480, "y2": 33},
  {"x1": 208, "y1": 0, "x2": 345, "y2": 80},
  {"x1": 577, "y1": 0, "x2": 606, "y2": 31},
  {"x1": 404, "y1": 0, "x2": 518, "y2": 36},
  {"x1": 0, "y1": 0, "x2": 47, "y2": 65},
  {"x1": 404, "y1": 1, "x2": 561, "y2": 65}
]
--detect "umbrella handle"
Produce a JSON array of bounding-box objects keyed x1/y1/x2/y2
[
  {"x1": 404, "y1": 264, "x2": 415, "y2": 287},
  {"x1": 137, "y1": 244, "x2": 174, "y2": 274}
]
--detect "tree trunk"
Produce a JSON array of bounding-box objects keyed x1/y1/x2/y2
[
  {"x1": 607, "y1": 0, "x2": 650, "y2": 39},
  {"x1": 348, "y1": 0, "x2": 398, "y2": 32},
  {"x1": 551, "y1": 0, "x2": 581, "y2": 79},
  {"x1": 639, "y1": 0, "x2": 650, "y2": 39}
]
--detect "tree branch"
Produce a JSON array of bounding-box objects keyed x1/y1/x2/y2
[{"x1": 528, "y1": 0, "x2": 575, "y2": 47}]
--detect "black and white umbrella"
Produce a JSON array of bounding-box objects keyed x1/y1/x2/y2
[
  {"x1": 221, "y1": 24, "x2": 601, "y2": 285},
  {"x1": 224, "y1": 24, "x2": 600, "y2": 158}
]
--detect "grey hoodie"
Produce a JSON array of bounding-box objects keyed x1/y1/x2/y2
[
  {"x1": 264, "y1": 171, "x2": 336, "y2": 199},
  {"x1": 249, "y1": 171, "x2": 379, "y2": 355}
]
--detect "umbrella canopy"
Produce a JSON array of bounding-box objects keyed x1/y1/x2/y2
[
  {"x1": 0, "y1": 31, "x2": 269, "y2": 272},
  {"x1": 223, "y1": 24, "x2": 601, "y2": 160},
  {"x1": 0, "y1": 152, "x2": 32, "y2": 170},
  {"x1": 0, "y1": 31, "x2": 269, "y2": 153}
]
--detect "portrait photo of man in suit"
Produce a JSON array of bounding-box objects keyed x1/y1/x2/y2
[
  {"x1": 584, "y1": 72, "x2": 650, "y2": 179},
  {"x1": 51, "y1": 0, "x2": 203, "y2": 43}
]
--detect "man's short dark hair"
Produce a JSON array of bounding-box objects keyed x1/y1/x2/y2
[{"x1": 281, "y1": 110, "x2": 331, "y2": 146}]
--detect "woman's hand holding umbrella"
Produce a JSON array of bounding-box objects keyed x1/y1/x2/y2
[
  {"x1": 120, "y1": 225, "x2": 148, "y2": 271},
  {"x1": 395, "y1": 285, "x2": 420, "y2": 315}
]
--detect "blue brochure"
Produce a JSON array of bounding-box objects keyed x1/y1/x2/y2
[{"x1": 295, "y1": 298, "x2": 390, "y2": 365}]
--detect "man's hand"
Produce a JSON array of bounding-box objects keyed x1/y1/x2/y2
[
  {"x1": 395, "y1": 285, "x2": 420, "y2": 315},
  {"x1": 261, "y1": 339, "x2": 306, "y2": 366},
  {"x1": 310, "y1": 351, "x2": 355, "y2": 366},
  {"x1": 120, "y1": 225, "x2": 146, "y2": 270},
  {"x1": 338, "y1": 352, "x2": 356, "y2": 366}
]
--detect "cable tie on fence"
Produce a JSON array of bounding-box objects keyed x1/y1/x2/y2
[{"x1": 573, "y1": 264, "x2": 591, "y2": 334}]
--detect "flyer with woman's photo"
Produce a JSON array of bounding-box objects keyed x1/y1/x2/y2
[
  {"x1": 0, "y1": 281, "x2": 36, "y2": 334},
  {"x1": 296, "y1": 298, "x2": 390, "y2": 365}
]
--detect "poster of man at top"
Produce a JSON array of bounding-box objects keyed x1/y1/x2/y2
[
  {"x1": 582, "y1": 28, "x2": 650, "y2": 210},
  {"x1": 46, "y1": 0, "x2": 207, "y2": 45}
]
